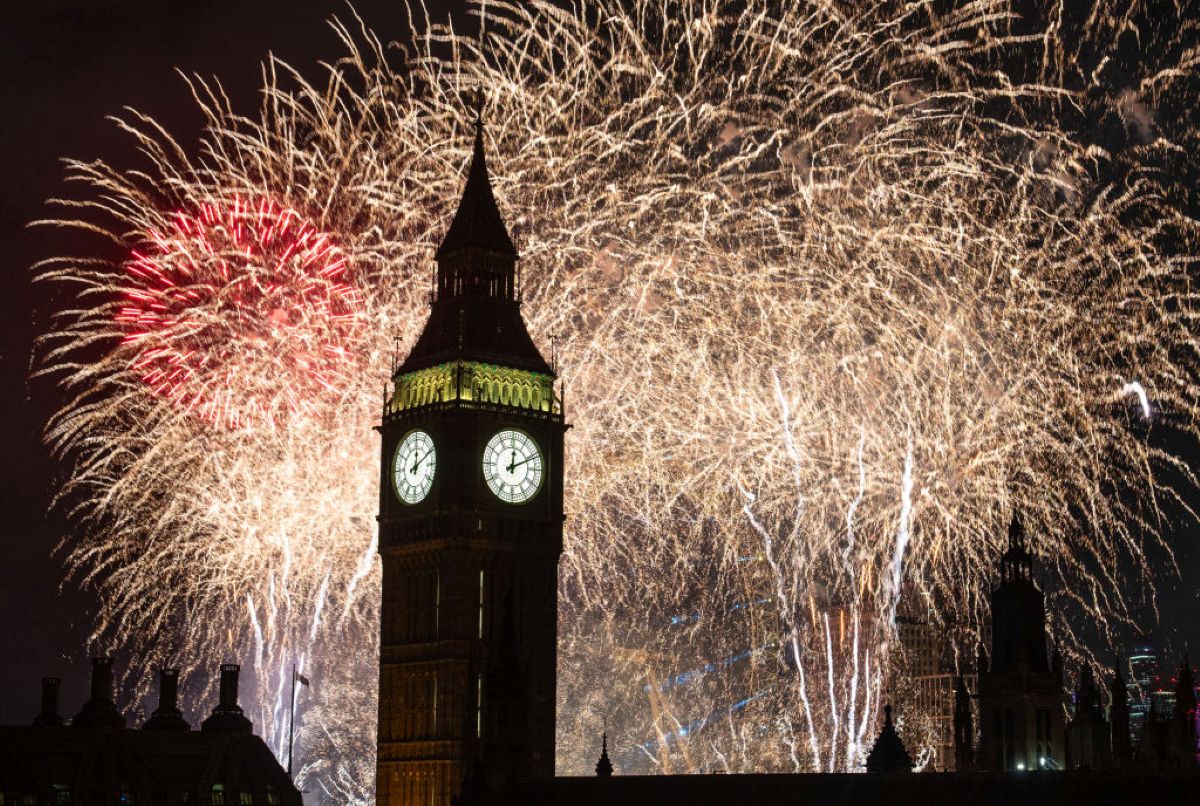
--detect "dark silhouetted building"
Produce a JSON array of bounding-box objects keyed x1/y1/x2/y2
[
  {"x1": 953, "y1": 674, "x2": 975, "y2": 772},
  {"x1": 375, "y1": 117, "x2": 565, "y2": 805},
  {"x1": 1065, "y1": 666, "x2": 1111, "y2": 769},
  {"x1": 0, "y1": 658, "x2": 300, "y2": 805},
  {"x1": 1135, "y1": 653, "x2": 1199, "y2": 769},
  {"x1": 1109, "y1": 658, "x2": 1132, "y2": 767},
  {"x1": 1177, "y1": 655, "x2": 1199, "y2": 759},
  {"x1": 976, "y1": 515, "x2": 1065, "y2": 771}
]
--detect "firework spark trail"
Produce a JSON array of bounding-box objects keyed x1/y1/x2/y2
[
  {"x1": 33, "y1": 0, "x2": 1200, "y2": 798},
  {"x1": 1122, "y1": 381, "x2": 1153, "y2": 420},
  {"x1": 859, "y1": 649, "x2": 873, "y2": 752},
  {"x1": 740, "y1": 484, "x2": 822, "y2": 770},
  {"x1": 846, "y1": 607, "x2": 861, "y2": 770},
  {"x1": 888, "y1": 442, "x2": 916, "y2": 628},
  {"x1": 843, "y1": 428, "x2": 867, "y2": 570},
  {"x1": 823, "y1": 614, "x2": 838, "y2": 771}
]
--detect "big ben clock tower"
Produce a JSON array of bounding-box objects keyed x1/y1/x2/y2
[{"x1": 375, "y1": 118, "x2": 565, "y2": 806}]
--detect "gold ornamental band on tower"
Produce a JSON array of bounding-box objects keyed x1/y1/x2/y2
[{"x1": 387, "y1": 362, "x2": 560, "y2": 417}]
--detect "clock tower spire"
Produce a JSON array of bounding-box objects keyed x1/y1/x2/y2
[{"x1": 375, "y1": 118, "x2": 565, "y2": 806}]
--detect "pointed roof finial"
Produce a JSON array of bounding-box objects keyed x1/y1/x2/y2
[
  {"x1": 595, "y1": 729, "x2": 614, "y2": 777},
  {"x1": 474, "y1": 89, "x2": 485, "y2": 130},
  {"x1": 866, "y1": 703, "x2": 913, "y2": 773},
  {"x1": 1008, "y1": 512, "x2": 1024, "y2": 550},
  {"x1": 436, "y1": 102, "x2": 518, "y2": 261}
]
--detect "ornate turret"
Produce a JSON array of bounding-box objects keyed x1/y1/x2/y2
[
  {"x1": 1066, "y1": 664, "x2": 1112, "y2": 769},
  {"x1": 977, "y1": 512, "x2": 1066, "y2": 771},
  {"x1": 989, "y1": 514, "x2": 1050, "y2": 676},
  {"x1": 865, "y1": 705, "x2": 913, "y2": 773},
  {"x1": 1075, "y1": 666, "x2": 1102, "y2": 719},
  {"x1": 999, "y1": 513, "x2": 1033, "y2": 583}
]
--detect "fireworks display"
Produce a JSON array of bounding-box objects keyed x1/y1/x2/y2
[
  {"x1": 34, "y1": 1, "x2": 1200, "y2": 801},
  {"x1": 118, "y1": 198, "x2": 362, "y2": 428}
]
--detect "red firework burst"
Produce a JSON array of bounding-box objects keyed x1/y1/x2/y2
[{"x1": 117, "y1": 197, "x2": 364, "y2": 428}]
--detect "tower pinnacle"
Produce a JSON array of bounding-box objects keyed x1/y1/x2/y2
[
  {"x1": 595, "y1": 731, "x2": 614, "y2": 777},
  {"x1": 436, "y1": 117, "x2": 518, "y2": 261}
]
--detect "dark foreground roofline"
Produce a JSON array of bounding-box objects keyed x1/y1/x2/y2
[
  {"x1": 0, "y1": 726, "x2": 302, "y2": 805},
  {"x1": 506, "y1": 770, "x2": 1200, "y2": 806}
]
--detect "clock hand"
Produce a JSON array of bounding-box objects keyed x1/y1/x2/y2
[
  {"x1": 508, "y1": 455, "x2": 536, "y2": 470},
  {"x1": 506, "y1": 449, "x2": 516, "y2": 474},
  {"x1": 409, "y1": 449, "x2": 432, "y2": 475}
]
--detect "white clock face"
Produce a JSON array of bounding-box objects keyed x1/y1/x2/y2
[
  {"x1": 482, "y1": 429, "x2": 543, "y2": 503},
  {"x1": 393, "y1": 430, "x2": 436, "y2": 504}
]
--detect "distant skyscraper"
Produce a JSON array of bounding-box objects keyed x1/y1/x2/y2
[
  {"x1": 1127, "y1": 640, "x2": 1158, "y2": 741},
  {"x1": 896, "y1": 616, "x2": 958, "y2": 770}
]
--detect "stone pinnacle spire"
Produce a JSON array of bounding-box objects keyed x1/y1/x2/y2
[
  {"x1": 436, "y1": 116, "x2": 518, "y2": 260},
  {"x1": 595, "y1": 731, "x2": 614, "y2": 777}
]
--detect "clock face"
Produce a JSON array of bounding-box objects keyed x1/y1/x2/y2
[
  {"x1": 393, "y1": 430, "x2": 436, "y2": 504},
  {"x1": 482, "y1": 429, "x2": 543, "y2": 503}
]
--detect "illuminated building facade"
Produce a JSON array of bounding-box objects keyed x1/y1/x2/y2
[
  {"x1": 1126, "y1": 641, "x2": 1158, "y2": 741},
  {"x1": 896, "y1": 616, "x2": 976, "y2": 771},
  {"x1": 374, "y1": 119, "x2": 565, "y2": 805}
]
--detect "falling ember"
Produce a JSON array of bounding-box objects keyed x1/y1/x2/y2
[
  {"x1": 1120, "y1": 382, "x2": 1153, "y2": 421},
  {"x1": 115, "y1": 198, "x2": 363, "y2": 429},
  {"x1": 32, "y1": 1, "x2": 1200, "y2": 801}
]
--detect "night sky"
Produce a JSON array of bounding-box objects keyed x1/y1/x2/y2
[
  {"x1": 0, "y1": 0, "x2": 459, "y2": 725},
  {"x1": 1, "y1": 0, "x2": 1197, "y2": 727}
]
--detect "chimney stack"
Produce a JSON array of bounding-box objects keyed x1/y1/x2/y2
[
  {"x1": 91, "y1": 657, "x2": 112, "y2": 702},
  {"x1": 33, "y1": 677, "x2": 64, "y2": 727},
  {"x1": 72, "y1": 657, "x2": 126, "y2": 729},
  {"x1": 143, "y1": 668, "x2": 189, "y2": 731},
  {"x1": 201, "y1": 663, "x2": 252, "y2": 734},
  {"x1": 219, "y1": 663, "x2": 239, "y2": 707}
]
